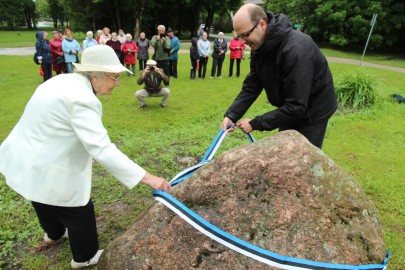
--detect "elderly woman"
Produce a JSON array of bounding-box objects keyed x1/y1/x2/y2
[
  {"x1": 95, "y1": 29, "x2": 103, "y2": 44},
  {"x1": 83, "y1": 31, "x2": 98, "y2": 51},
  {"x1": 49, "y1": 30, "x2": 66, "y2": 75},
  {"x1": 210, "y1": 32, "x2": 227, "y2": 78},
  {"x1": 136, "y1": 32, "x2": 150, "y2": 71},
  {"x1": 99, "y1": 27, "x2": 111, "y2": 45},
  {"x1": 106, "y1": 32, "x2": 122, "y2": 60},
  {"x1": 62, "y1": 28, "x2": 81, "y2": 73},
  {"x1": 228, "y1": 31, "x2": 245, "y2": 77},
  {"x1": 0, "y1": 45, "x2": 170, "y2": 269},
  {"x1": 35, "y1": 31, "x2": 53, "y2": 82},
  {"x1": 122, "y1": 33, "x2": 138, "y2": 76}
]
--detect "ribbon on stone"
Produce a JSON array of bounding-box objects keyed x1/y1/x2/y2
[{"x1": 155, "y1": 128, "x2": 390, "y2": 269}]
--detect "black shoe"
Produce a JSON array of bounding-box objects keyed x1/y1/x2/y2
[
  {"x1": 160, "y1": 104, "x2": 166, "y2": 108},
  {"x1": 140, "y1": 104, "x2": 146, "y2": 108}
]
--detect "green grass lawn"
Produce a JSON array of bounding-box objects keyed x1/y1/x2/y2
[{"x1": 0, "y1": 52, "x2": 404, "y2": 269}]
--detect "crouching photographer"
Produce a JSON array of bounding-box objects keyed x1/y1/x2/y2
[{"x1": 135, "y1": 60, "x2": 170, "y2": 108}]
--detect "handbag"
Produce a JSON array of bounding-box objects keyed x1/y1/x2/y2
[
  {"x1": 33, "y1": 52, "x2": 39, "y2": 65},
  {"x1": 55, "y1": 56, "x2": 65, "y2": 65}
]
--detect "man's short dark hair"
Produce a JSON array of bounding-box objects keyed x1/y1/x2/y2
[{"x1": 248, "y1": 4, "x2": 268, "y2": 24}]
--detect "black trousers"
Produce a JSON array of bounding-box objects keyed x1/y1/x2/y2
[
  {"x1": 32, "y1": 200, "x2": 99, "y2": 263},
  {"x1": 169, "y1": 59, "x2": 178, "y2": 78},
  {"x1": 198, "y1": 56, "x2": 208, "y2": 78},
  {"x1": 229, "y1": 58, "x2": 241, "y2": 77},
  {"x1": 139, "y1": 59, "x2": 147, "y2": 71},
  {"x1": 279, "y1": 121, "x2": 329, "y2": 149},
  {"x1": 42, "y1": 63, "x2": 52, "y2": 82},
  {"x1": 211, "y1": 55, "x2": 225, "y2": 77},
  {"x1": 157, "y1": 59, "x2": 170, "y2": 85}
]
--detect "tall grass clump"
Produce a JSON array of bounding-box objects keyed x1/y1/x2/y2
[{"x1": 335, "y1": 70, "x2": 378, "y2": 109}]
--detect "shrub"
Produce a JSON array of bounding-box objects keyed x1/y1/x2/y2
[{"x1": 335, "y1": 70, "x2": 378, "y2": 108}]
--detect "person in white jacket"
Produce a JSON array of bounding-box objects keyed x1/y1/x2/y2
[{"x1": 0, "y1": 45, "x2": 170, "y2": 269}]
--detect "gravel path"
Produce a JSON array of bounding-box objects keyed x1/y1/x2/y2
[{"x1": 1, "y1": 46, "x2": 404, "y2": 73}]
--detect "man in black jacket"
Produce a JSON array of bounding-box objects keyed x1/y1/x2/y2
[{"x1": 221, "y1": 3, "x2": 337, "y2": 148}]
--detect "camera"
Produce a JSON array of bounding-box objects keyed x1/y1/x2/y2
[
  {"x1": 159, "y1": 34, "x2": 165, "y2": 39},
  {"x1": 148, "y1": 66, "x2": 155, "y2": 71}
]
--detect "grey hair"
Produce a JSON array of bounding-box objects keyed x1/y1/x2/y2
[
  {"x1": 74, "y1": 71, "x2": 105, "y2": 80},
  {"x1": 125, "y1": 33, "x2": 132, "y2": 39},
  {"x1": 157, "y1": 25, "x2": 165, "y2": 31},
  {"x1": 86, "y1": 31, "x2": 93, "y2": 36}
]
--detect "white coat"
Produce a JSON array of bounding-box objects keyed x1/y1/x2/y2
[{"x1": 0, "y1": 73, "x2": 146, "y2": 207}]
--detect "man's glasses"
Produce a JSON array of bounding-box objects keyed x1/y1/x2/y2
[
  {"x1": 105, "y1": 74, "x2": 120, "y2": 83},
  {"x1": 237, "y1": 21, "x2": 260, "y2": 39}
]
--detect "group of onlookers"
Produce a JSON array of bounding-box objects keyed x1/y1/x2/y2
[{"x1": 189, "y1": 31, "x2": 246, "y2": 80}]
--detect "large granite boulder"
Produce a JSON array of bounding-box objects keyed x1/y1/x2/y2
[{"x1": 98, "y1": 130, "x2": 386, "y2": 269}]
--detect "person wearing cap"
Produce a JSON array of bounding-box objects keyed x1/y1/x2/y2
[
  {"x1": 135, "y1": 59, "x2": 170, "y2": 108},
  {"x1": 0, "y1": 45, "x2": 170, "y2": 269},
  {"x1": 151, "y1": 25, "x2": 171, "y2": 85},
  {"x1": 167, "y1": 28, "x2": 180, "y2": 78},
  {"x1": 221, "y1": 4, "x2": 337, "y2": 149}
]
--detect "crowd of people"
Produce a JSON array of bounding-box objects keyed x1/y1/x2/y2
[{"x1": 34, "y1": 26, "x2": 248, "y2": 83}]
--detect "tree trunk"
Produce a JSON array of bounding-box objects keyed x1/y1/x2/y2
[
  {"x1": 113, "y1": 0, "x2": 122, "y2": 30},
  {"x1": 133, "y1": 0, "x2": 145, "y2": 39}
]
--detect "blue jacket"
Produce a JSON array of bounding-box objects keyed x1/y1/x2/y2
[
  {"x1": 83, "y1": 38, "x2": 98, "y2": 51},
  {"x1": 197, "y1": 38, "x2": 211, "y2": 57},
  {"x1": 62, "y1": 38, "x2": 81, "y2": 63},
  {"x1": 169, "y1": 36, "x2": 180, "y2": 60},
  {"x1": 35, "y1": 32, "x2": 52, "y2": 64}
]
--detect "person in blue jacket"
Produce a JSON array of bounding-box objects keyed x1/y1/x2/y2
[
  {"x1": 167, "y1": 28, "x2": 180, "y2": 78},
  {"x1": 62, "y1": 28, "x2": 81, "y2": 73},
  {"x1": 35, "y1": 31, "x2": 52, "y2": 82}
]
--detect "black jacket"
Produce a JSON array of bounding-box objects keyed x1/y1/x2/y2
[
  {"x1": 225, "y1": 12, "x2": 337, "y2": 131},
  {"x1": 190, "y1": 37, "x2": 199, "y2": 62}
]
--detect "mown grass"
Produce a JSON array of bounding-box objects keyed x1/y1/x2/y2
[{"x1": 0, "y1": 53, "x2": 404, "y2": 269}]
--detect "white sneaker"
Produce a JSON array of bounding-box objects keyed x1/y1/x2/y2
[
  {"x1": 218, "y1": 76, "x2": 222, "y2": 78},
  {"x1": 71, "y1": 250, "x2": 104, "y2": 269},
  {"x1": 210, "y1": 76, "x2": 214, "y2": 78},
  {"x1": 43, "y1": 229, "x2": 68, "y2": 245}
]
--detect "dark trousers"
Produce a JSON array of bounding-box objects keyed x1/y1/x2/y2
[
  {"x1": 229, "y1": 58, "x2": 241, "y2": 77},
  {"x1": 198, "y1": 56, "x2": 208, "y2": 78},
  {"x1": 139, "y1": 59, "x2": 147, "y2": 71},
  {"x1": 190, "y1": 59, "x2": 198, "y2": 79},
  {"x1": 42, "y1": 63, "x2": 52, "y2": 82},
  {"x1": 211, "y1": 55, "x2": 225, "y2": 77},
  {"x1": 31, "y1": 200, "x2": 99, "y2": 263},
  {"x1": 157, "y1": 59, "x2": 170, "y2": 85},
  {"x1": 279, "y1": 121, "x2": 329, "y2": 149},
  {"x1": 169, "y1": 59, "x2": 178, "y2": 78},
  {"x1": 126, "y1": 64, "x2": 136, "y2": 76}
]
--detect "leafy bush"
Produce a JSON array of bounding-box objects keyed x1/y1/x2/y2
[{"x1": 335, "y1": 70, "x2": 378, "y2": 108}]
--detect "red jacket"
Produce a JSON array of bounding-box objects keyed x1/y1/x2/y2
[
  {"x1": 122, "y1": 41, "x2": 138, "y2": 64},
  {"x1": 229, "y1": 38, "x2": 245, "y2": 59}
]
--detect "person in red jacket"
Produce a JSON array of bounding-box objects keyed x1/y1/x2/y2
[
  {"x1": 228, "y1": 31, "x2": 245, "y2": 78},
  {"x1": 122, "y1": 34, "x2": 138, "y2": 76},
  {"x1": 49, "y1": 30, "x2": 66, "y2": 75}
]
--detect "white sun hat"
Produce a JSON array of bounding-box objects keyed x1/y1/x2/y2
[
  {"x1": 146, "y1": 59, "x2": 157, "y2": 66},
  {"x1": 73, "y1": 45, "x2": 132, "y2": 74}
]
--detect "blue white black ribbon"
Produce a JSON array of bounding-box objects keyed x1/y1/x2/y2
[{"x1": 155, "y1": 128, "x2": 390, "y2": 269}]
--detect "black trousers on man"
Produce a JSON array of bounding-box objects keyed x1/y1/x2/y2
[
  {"x1": 31, "y1": 200, "x2": 99, "y2": 263},
  {"x1": 157, "y1": 59, "x2": 170, "y2": 86},
  {"x1": 139, "y1": 59, "x2": 147, "y2": 71},
  {"x1": 169, "y1": 59, "x2": 178, "y2": 78},
  {"x1": 279, "y1": 121, "x2": 329, "y2": 149}
]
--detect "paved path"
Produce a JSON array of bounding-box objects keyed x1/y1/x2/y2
[{"x1": 1, "y1": 46, "x2": 404, "y2": 73}]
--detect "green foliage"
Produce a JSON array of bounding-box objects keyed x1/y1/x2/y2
[
  {"x1": 335, "y1": 69, "x2": 378, "y2": 108},
  {"x1": 266, "y1": 0, "x2": 405, "y2": 50}
]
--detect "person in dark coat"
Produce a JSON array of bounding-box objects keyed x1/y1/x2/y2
[
  {"x1": 210, "y1": 32, "x2": 227, "y2": 78},
  {"x1": 136, "y1": 32, "x2": 150, "y2": 71},
  {"x1": 35, "y1": 31, "x2": 52, "y2": 82},
  {"x1": 221, "y1": 4, "x2": 337, "y2": 149},
  {"x1": 189, "y1": 37, "x2": 200, "y2": 80}
]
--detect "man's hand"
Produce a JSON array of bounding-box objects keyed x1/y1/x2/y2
[
  {"x1": 221, "y1": 117, "x2": 236, "y2": 134},
  {"x1": 237, "y1": 118, "x2": 253, "y2": 133},
  {"x1": 141, "y1": 172, "x2": 171, "y2": 192}
]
